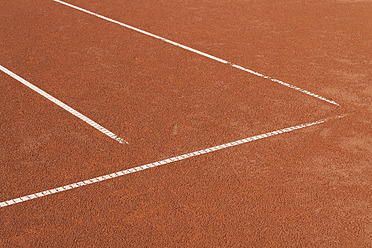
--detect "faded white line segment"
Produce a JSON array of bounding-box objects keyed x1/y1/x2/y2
[
  {"x1": 53, "y1": 0, "x2": 339, "y2": 106},
  {"x1": 0, "y1": 65, "x2": 128, "y2": 144},
  {"x1": 0, "y1": 115, "x2": 345, "y2": 208}
]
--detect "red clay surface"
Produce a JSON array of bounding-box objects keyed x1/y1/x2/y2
[{"x1": 1, "y1": 0, "x2": 371, "y2": 247}]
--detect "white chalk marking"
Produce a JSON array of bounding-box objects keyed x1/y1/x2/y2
[
  {"x1": 0, "y1": 65, "x2": 128, "y2": 144},
  {"x1": 53, "y1": 0, "x2": 339, "y2": 106},
  {"x1": 0, "y1": 115, "x2": 344, "y2": 208}
]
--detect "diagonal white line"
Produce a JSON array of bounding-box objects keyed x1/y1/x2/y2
[
  {"x1": 0, "y1": 115, "x2": 345, "y2": 208},
  {"x1": 53, "y1": 0, "x2": 339, "y2": 106},
  {"x1": 0, "y1": 65, "x2": 128, "y2": 144}
]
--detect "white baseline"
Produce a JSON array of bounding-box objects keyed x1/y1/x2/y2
[
  {"x1": 54, "y1": 0, "x2": 339, "y2": 106},
  {"x1": 0, "y1": 115, "x2": 344, "y2": 208},
  {"x1": 0, "y1": 65, "x2": 128, "y2": 144}
]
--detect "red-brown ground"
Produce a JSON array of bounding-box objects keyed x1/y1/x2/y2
[{"x1": 0, "y1": 0, "x2": 371, "y2": 246}]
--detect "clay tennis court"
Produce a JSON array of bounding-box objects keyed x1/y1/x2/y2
[{"x1": 1, "y1": 0, "x2": 371, "y2": 246}]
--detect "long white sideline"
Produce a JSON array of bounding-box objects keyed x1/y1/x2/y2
[
  {"x1": 0, "y1": 115, "x2": 344, "y2": 208},
  {"x1": 54, "y1": 0, "x2": 339, "y2": 106}
]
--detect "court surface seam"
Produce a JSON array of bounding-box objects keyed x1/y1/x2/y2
[
  {"x1": 54, "y1": 0, "x2": 339, "y2": 107},
  {"x1": 0, "y1": 115, "x2": 344, "y2": 209},
  {"x1": 0, "y1": 65, "x2": 128, "y2": 144}
]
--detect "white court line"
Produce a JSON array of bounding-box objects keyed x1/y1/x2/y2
[
  {"x1": 54, "y1": 0, "x2": 339, "y2": 106},
  {"x1": 0, "y1": 65, "x2": 128, "y2": 144},
  {"x1": 0, "y1": 115, "x2": 345, "y2": 208}
]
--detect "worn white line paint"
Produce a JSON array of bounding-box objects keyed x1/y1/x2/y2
[
  {"x1": 53, "y1": 0, "x2": 339, "y2": 106},
  {"x1": 0, "y1": 65, "x2": 128, "y2": 144},
  {"x1": 0, "y1": 115, "x2": 344, "y2": 208}
]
